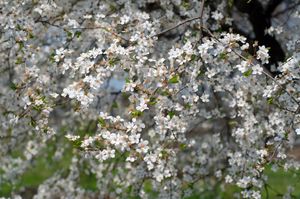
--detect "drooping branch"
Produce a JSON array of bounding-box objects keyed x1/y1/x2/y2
[
  {"x1": 154, "y1": 16, "x2": 202, "y2": 37},
  {"x1": 155, "y1": 14, "x2": 300, "y2": 107},
  {"x1": 234, "y1": 0, "x2": 285, "y2": 74}
]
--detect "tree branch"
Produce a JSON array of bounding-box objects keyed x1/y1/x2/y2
[
  {"x1": 154, "y1": 16, "x2": 201, "y2": 37},
  {"x1": 199, "y1": 0, "x2": 205, "y2": 40}
]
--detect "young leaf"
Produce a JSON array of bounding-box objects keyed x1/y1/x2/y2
[
  {"x1": 243, "y1": 69, "x2": 253, "y2": 77},
  {"x1": 168, "y1": 75, "x2": 179, "y2": 84}
]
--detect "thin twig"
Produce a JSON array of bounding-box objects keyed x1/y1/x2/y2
[
  {"x1": 69, "y1": 26, "x2": 130, "y2": 42},
  {"x1": 201, "y1": 26, "x2": 300, "y2": 106},
  {"x1": 154, "y1": 16, "x2": 201, "y2": 37},
  {"x1": 156, "y1": 14, "x2": 300, "y2": 107},
  {"x1": 199, "y1": 0, "x2": 205, "y2": 41},
  {"x1": 269, "y1": 141, "x2": 283, "y2": 162},
  {"x1": 37, "y1": 20, "x2": 129, "y2": 42}
]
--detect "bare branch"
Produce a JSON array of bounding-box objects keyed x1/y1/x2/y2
[
  {"x1": 154, "y1": 16, "x2": 201, "y2": 37},
  {"x1": 201, "y1": 26, "x2": 300, "y2": 107},
  {"x1": 199, "y1": 0, "x2": 205, "y2": 41}
]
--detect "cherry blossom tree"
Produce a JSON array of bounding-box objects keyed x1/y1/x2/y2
[{"x1": 0, "y1": 0, "x2": 300, "y2": 198}]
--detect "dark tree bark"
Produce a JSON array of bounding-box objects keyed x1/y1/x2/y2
[{"x1": 234, "y1": 0, "x2": 285, "y2": 76}]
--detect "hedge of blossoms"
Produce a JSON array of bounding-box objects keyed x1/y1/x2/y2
[{"x1": 0, "y1": 0, "x2": 300, "y2": 198}]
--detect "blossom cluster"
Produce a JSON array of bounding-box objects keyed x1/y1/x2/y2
[{"x1": 0, "y1": 0, "x2": 300, "y2": 198}]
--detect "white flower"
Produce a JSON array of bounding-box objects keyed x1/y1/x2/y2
[
  {"x1": 212, "y1": 11, "x2": 224, "y2": 21},
  {"x1": 67, "y1": 19, "x2": 79, "y2": 28},
  {"x1": 200, "y1": 93, "x2": 210, "y2": 103},
  {"x1": 252, "y1": 64, "x2": 263, "y2": 75},
  {"x1": 256, "y1": 45, "x2": 270, "y2": 64},
  {"x1": 120, "y1": 15, "x2": 130, "y2": 24},
  {"x1": 257, "y1": 149, "x2": 268, "y2": 158},
  {"x1": 237, "y1": 176, "x2": 252, "y2": 188},
  {"x1": 50, "y1": 93, "x2": 59, "y2": 98},
  {"x1": 95, "y1": 149, "x2": 115, "y2": 161},
  {"x1": 215, "y1": 170, "x2": 222, "y2": 178},
  {"x1": 9, "y1": 115, "x2": 19, "y2": 125},
  {"x1": 123, "y1": 82, "x2": 137, "y2": 92},
  {"x1": 252, "y1": 191, "x2": 261, "y2": 199},
  {"x1": 81, "y1": 137, "x2": 94, "y2": 148},
  {"x1": 144, "y1": 153, "x2": 157, "y2": 170},
  {"x1": 83, "y1": 15, "x2": 92, "y2": 19},
  {"x1": 236, "y1": 60, "x2": 249, "y2": 73},
  {"x1": 126, "y1": 156, "x2": 136, "y2": 162},
  {"x1": 225, "y1": 175, "x2": 233, "y2": 183},
  {"x1": 137, "y1": 140, "x2": 149, "y2": 154},
  {"x1": 128, "y1": 133, "x2": 141, "y2": 144},
  {"x1": 241, "y1": 43, "x2": 249, "y2": 50},
  {"x1": 168, "y1": 47, "x2": 183, "y2": 59},
  {"x1": 96, "y1": 14, "x2": 106, "y2": 19},
  {"x1": 136, "y1": 98, "x2": 149, "y2": 112},
  {"x1": 65, "y1": 134, "x2": 80, "y2": 141}
]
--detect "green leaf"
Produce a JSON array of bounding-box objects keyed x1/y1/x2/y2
[
  {"x1": 30, "y1": 117, "x2": 36, "y2": 127},
  {"x1": 33, "y1": 105, "x2": 43, "y2": 113},
  {"x1": 191, "y1": 54, "x2": 197, "y2": 61},
  {"x1": 70, "y1": 139, "x2": 83, "y2": 150},
  {"x1": 160, "y1": 90, "x2": 171, "y2": 97},
  {"x1": 243, "y1": 69, "x2": 253, "y2": 77},
  {"x1": 267, "y1": 97, "x2": 274, "y2": 104},
  {"x1": 74, "y1": 31, "x2": 81, "y2": 38},
  {"x1": 197, "y1": 70, "x2": 205, "y2": 77},
  {"x1": 125, "y1": 78, "x2": 131, "y2": 83},
  {"x1": 49, "y1": 52, "x2": 56, "y2": 63},
  {"x1": 228, "y1": 120, "x2": 238, "y2": 127},
  {"x1": 167, "y1": 110, "x2": 176, "y2": 119},
  {"x1": 160, "y1": 150, "x2": 169, "y2": 159},
  {"x1": 109, "y1": 4, "x2": 117, "y2": 12},
  {"x1": 180, "y1": 143, "x2": 187, "y2": 150},
  {"x1": 40, "y1": 96, "x2": 47, "y2": 103},
  {"x1": 108, "y1": 57, "x2": 120, "y2": 66},
  {"x1": 148, "y1": 97, "x2": 157, "y2": 106},
  {"x1": 181, "y1": 0, "x2": 190, "y2": 9},
  {"x1": 131, "y1": 110, "x2": 143, "y2": 117},
  {"x1": 112, "y1": 101, "x2": 118, "y2": 108},
  {"x1": 9, "y1": 83, "x2": 18, "y2": 91},
  {"x1": 66, "y1": 31, "x2": 73, "y2": 41},
  {"x1": 219, "y1": 52, "x2": 228, "y2": 60},
  {"x1": 17, "y1": 41, "x2": 24, "y2": 50},
  {"x1": 16, "y1": 24, "x2": 22, "y2": 30},
  {"x1": 98, "y1": 117, "x2": 106, "y2": 127},
  {"x1": 284, "y1": 132, "x2": 289, "y2": 140},
  {"x1": 28, "y1": 32, "x2": 34, "y2": 39},
  {"x1": 67, "y1": 31, "x2": 72, "y2": 38},
  {"x1": 168, "y1": 75, "x2": 179, "y2": 84},
  {"x1": 184, "y1": 103, "x2": 192, "y2": 109},
  {"x1": 15, "y1": 57, "x2": 24, "y2": 64}
]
